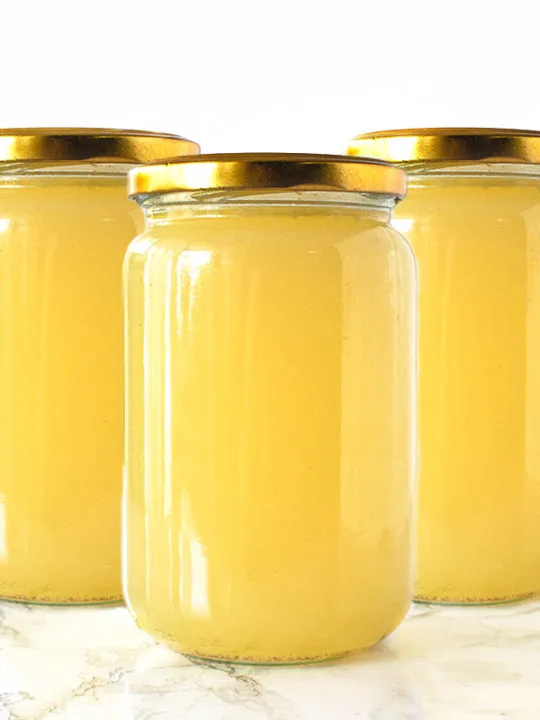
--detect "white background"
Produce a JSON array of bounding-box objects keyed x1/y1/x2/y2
[{"x1": 2, "y1": 0, "x2": 539, "y2": 153}]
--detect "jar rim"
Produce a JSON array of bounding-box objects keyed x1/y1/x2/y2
[
  {"x1": 346, "y1": 128, "x2": 540, "y2": 166},
  {"x1": 0, "y1": 128, "x2": 199, "y2": 165},
  {"x1": 128, "y1": 153, "x2": 407, "y2": 199}
]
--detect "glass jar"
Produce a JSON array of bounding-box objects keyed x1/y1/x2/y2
[
  {"x1": 347, "y1": 128, "x2": 540, "y2": 604},
  {"x1": 0, "y1": 128, "x2": 199, "y2": 604},
  {"x1": 124, "y1": 153, "x2": 417, "y2": 663}
]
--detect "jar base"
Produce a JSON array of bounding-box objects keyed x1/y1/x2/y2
[
  {"x1": 185, "y1": 650, "x2": 354, "y2": 667},
  {"x1": 0, "y1": 593, "x2": 124, "y2": 607},
  {"x1": 136, "y1": 622, "x2": 389, "y2": 666},
  {"x1": 414, "y1": 590, "x2": 538, "y2": 606}
]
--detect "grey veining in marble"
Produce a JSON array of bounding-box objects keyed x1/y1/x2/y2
[{"x1": 1, "y1": 600, "x2": 540, "y2": 719}]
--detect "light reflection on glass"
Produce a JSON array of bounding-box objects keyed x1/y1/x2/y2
[
  {"x1": 179, "y1": 250, "x2": 213, "y2": 281},
  {"x1": 392, "y1": 217, "x2": 414, "y2": 235},
  {"x1": 0, "y1": 496, "x2": 7, "y2": 562},
  {"x1": 179, "y1": 530, "x2": 209, "y2": 618},
  {"x1": 176, "y1": 250, "x2": 213, "y2": 340}
]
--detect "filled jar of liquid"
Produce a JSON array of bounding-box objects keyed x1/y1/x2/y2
[
  {"x1": 123, "y1": 153, "x2": 417, "y2": 663},
  {"x1": 347, "y1": 128, "x2": 540, "y2": 604},
  {"x1": 0, "y1": 128, "x2": 199, "y2": 604}
]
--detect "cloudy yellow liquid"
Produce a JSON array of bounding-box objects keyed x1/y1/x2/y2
[
  {"x1": 124, "y1": 198, "x2": 416, "y2": 662},
  {"x1": 394, "y1": 172, "x2": 540, "y2": 603},
  {"x1": 0, "y1": 173, "x2": 142, "y2": 603}
]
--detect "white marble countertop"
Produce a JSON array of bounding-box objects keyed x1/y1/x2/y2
[{"x1": 1, "y1": 600, "x2": 539, "y2": 720}]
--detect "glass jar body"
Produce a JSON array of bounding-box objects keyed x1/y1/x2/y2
[
  {"x1": 393, "y1": 165, "x2": 540, "y2": 603},
  {"x1": 0, "y1": 167, "x2": 142, "y2": 604},
  {"x1": 123, "y1": 191, "x2": 417, "y2": 663}
]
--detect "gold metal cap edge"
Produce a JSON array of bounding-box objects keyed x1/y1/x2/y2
[
  {"x1": 346, "y1": 128, "x2": 540, "y2": 165},
  {"x1": 0, "y1": 128, "x2": 200, "y2": 164},
  {"x1": 128, "y1": 153, "x2": 407, "y2": 198}
]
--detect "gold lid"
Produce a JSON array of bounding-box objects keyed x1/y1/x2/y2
[
  {"x1": 346, "y1": 128, "x2": 540, "y2": 165},
  {"x1": 128, "y1": 152, "x2": 406, "y2": 198},
  {"x1": 0, "y1": 128, "x2": 199, "y2": 164}
]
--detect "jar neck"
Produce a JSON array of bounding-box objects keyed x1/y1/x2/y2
[
  {"x1": 403, "y1": 161, "x2": 540, "y2": 183},
  {"x1": 0, "y1": 162, "x2": 132, "y2": 178},
  {"x1": 138, "y1": 189, "x2": 398, "y2": 225}
]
